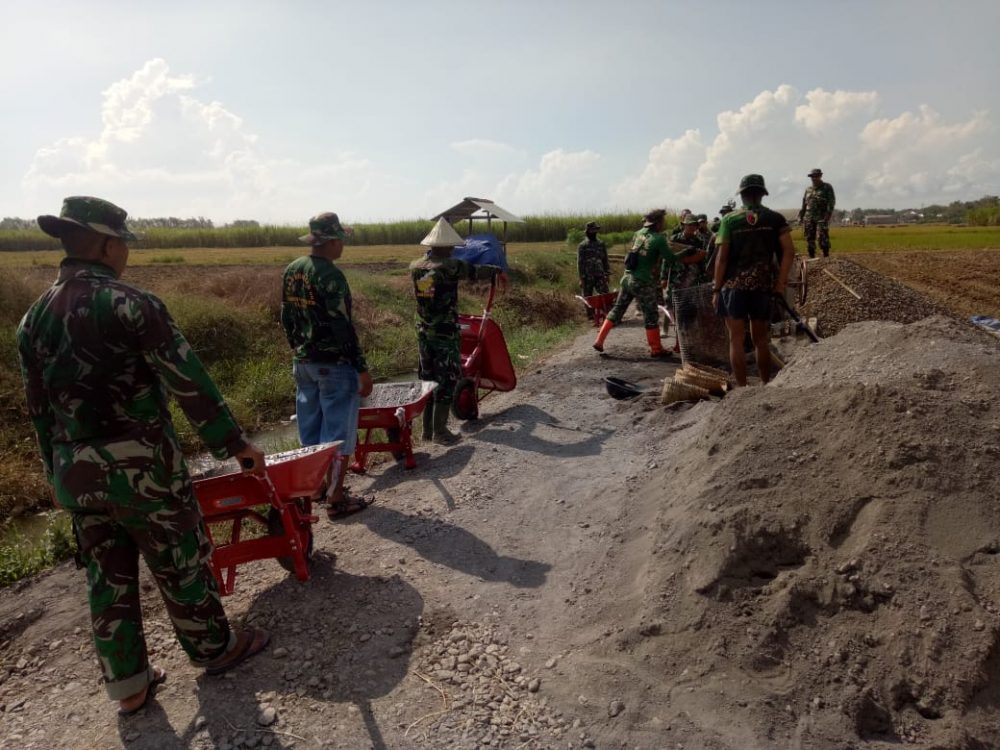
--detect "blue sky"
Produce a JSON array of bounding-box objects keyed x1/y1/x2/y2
[{"x1": 2, "y1": 0, "x2": 999, "y2": 222}]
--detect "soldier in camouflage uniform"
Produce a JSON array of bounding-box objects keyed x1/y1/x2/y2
[
  {"x1": 593, "y1": 209, "x2": 674, "y2": 358},
  {"x1": 16, "y1": 197, "x2": 270, "y2": 715},
  {"x1": 409, "y1": 218, "x2": 506, "y2": 444},
  {"x1": 798, "y1": 168, "x2": 836, "y2": 257},
  {"x1": 577, "y1": 221, "x2": 610, "y2": 316},
  {"x1": 281, "y1": 211, "x2": 374, "y2": 517}
]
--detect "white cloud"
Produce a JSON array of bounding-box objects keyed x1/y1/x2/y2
[
  {"x1": 497, "y1": 149, "x2": 604, "y2": 213},
  {"x1": 613, "y1": 86, "x2": 1000, "y2": 211}
]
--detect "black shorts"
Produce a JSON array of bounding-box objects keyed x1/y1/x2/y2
[{"x1": 717, "y1": 288, "x2": 772, "y2": 321}]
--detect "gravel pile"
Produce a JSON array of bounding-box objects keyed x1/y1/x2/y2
[
  {"x1": 361, "y1": 381, "x2": 433, "y2": 409},
  {"x1": 413, "y1": 621, "x2": 597, "y2": 749},
  {"x1": 801, "y1": 258, "x2": 954, "y2": 337}
]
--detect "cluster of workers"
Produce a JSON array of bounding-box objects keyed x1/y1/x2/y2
[
  {"x1": 580, "y1": 170, "x2": 833, "y2": 384},
  {"x1": 13, "y1": 166, "x2": 832, "y2": 717}
]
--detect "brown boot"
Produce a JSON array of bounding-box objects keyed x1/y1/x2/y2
[
  {"x1": 646, "y1": 327, "x2": 671, "y2": 358},
  {"x1": 593, "y1": 319, "x2": 614, "y2": 352}
]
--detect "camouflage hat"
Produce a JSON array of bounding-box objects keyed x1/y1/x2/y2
[
  {"x1": 738, "y1": 174, "x2": 769, "y2": 196},
  {"x1": 681, "y1": 214, "x2": 700, "y2": 225},
  {"x1": 719, "y1": 204, "x2": 734, "y2": 215},
  {"x1": 808, "y1": 168, "x2": 823, "y2": 177},
  {"x1": 584, "y1": 221, "x2": 602, "y2": 232},
  {"x1": 299, "y1": 212, "x2": 352, "y2": 245},
  {"x1": 37, "y1": 196, "x2": 138, "y2": 241},
  {"x1": 643, "y1": 208, "x2": 667, "y2": 227},
  {"x1": 696, "y1": 213, "x2": 708, "y2": 222}
]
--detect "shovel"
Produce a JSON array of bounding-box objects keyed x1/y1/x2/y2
[{"x1": 772, "y1": 293, "x2": 820, "y2": 343}]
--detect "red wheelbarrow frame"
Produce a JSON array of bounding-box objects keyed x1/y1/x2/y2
[
  {"x1": 575, "y1": 290, "x2": 618, "y2": 327},
  {"x1": 351, "y1": 380, "x2": 437, "y2": 473},
  {"x1": 193, "y1": 442, "x2": 341, "y2": 596},
  {"x1": 453, "y1": 278, "x2": 517, "y2": 420}
]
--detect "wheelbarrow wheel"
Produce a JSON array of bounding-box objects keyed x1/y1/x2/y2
[
  {"x1": 267, "y1": 506, "x2": 314, "y2": 574},
  {"x1": 452, "y1": 378, "x2": 479, "y2": 420}
]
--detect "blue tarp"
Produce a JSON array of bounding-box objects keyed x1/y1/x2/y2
[{"x1": 452, "y1": 233, "x2": 508, "y2": 270}]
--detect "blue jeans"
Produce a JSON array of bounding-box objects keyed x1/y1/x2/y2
[{"x1": 292, "y1": 362, "x2": 360, "y2": 453}]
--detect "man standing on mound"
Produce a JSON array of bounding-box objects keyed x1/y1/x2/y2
[
  {"x1": 798, "y1": 168, "x2": 836, "y2": 258},
  {"x1": 281, "y1": 212, "x2": 374, "y2": 519},
  {"x1": 593, "y1": 208, "x2": 673, "y2": 358},
  {"x1": 410, "y1": 218, "x2": 506, "y2": 444},
  {"x1": 712, "y1": 175, "x2": 795, "y2": 386},
  {"x1": 17, "y1": 196, "x2": 269, "y2": 717}
]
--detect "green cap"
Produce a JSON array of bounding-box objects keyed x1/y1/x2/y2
[
  {"x1": 719, "y1": 204, "x2": 734, "y2": 215},
  {"x1": 584, "y1": 221, "x2": 602, "y2": 232},
  {"x1": 299, "y1": 212, "x2": 352, "y2": 245},
  {"x1": 808, "y1": 168, "x2": 823, "y2": 177},
  {"x1": 37, "y1": 196, "x2": 138, "y2": 241},
  {"x1": 696, "y1": 213, "x2": 708, "y2": 222},
  {"x1": 738, "y1": 174, "x2": 769, "y2": 196},
  {"x1": 681, "y1": 214, "x2": 700, "y2": 225},
  {"x1": 643, "y1": 208, "x2": 666, "y2": 227}
]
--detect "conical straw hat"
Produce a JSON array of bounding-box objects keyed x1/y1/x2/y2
[{"x1": 420, "y1": 217, "x2": 464, "y2": 248}]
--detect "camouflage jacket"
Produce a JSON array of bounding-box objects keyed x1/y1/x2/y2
[
  {"x1": 281, "y1": 255, "x2": 368, "y2": 372},
  {"x1": 16, "y1": 259, "x2": 247, "y2": 507},
  {"x1": 576, "y1": 238, "x2": 609, "y2": 279},
  {"x1": 799, "y1": 181, "x2": 836, "y2": 220},
  {"x1": 665, "y1": 230, "x2": 708, "y2": 289},
  {"x1": 410, "y1": 254, "x2": 501, "y2": 338}
]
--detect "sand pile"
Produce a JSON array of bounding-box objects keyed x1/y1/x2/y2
[{"x1": 624, "y1": 316, "x2": 1000, "y2": 747}]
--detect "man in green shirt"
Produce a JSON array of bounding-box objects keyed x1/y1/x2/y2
[
  {"x1": 281, "y1": 212, "x2": 374, "y2": 517},
  {"x1": 17, "y1": 196, "x2": 270, "y2": 716},
  {"x1": 593, "y1": 209, "x2": 673, "y2": 358},
  {"x1": 712, "y1": 175, "x2": 795, "y2": 386}
]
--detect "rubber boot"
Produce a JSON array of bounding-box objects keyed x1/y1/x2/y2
[
  {"x1": 421, "y1": 400, "x2": 434, "y2": 441},
  {"x1": 432, "y1": 401, "x2": 461, "y2": 445},
  {"x1": 593, "y1": 319, "x2": 614, "y2": 352},
  {"x1": 646, "y1": 327, "x2": 671, "y2": 358}
]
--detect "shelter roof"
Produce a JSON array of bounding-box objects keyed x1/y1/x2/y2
[{"x1": 431, "y1": 197, "x2": 524, "y2": 224}]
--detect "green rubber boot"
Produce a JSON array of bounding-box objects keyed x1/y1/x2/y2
[
  {"x1": 432, "y1": 401, "x2": 461, "y2": 445},
  {"x1": 421, "y1": 400, "x2": 434, "y2": 441}
]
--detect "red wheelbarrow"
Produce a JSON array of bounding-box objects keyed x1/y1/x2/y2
[
  {"x1": 193, "y1": 442, "x2": 341, "y2": 595},
  {"x1": 575, "y1": 290, "x2": 618, "y2": 327},
  {"x1": 351, "y1": 380, "x2": 437, "y2": 473},
  {"x1": 452, "y1": 278, "x2": 517, "y2": 420}
]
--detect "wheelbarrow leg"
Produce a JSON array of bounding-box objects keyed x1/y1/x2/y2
[
  {"x1": 350, "y1": 428, "x2": 371, "y2": 473},
  {"x1": 402, "y1": 420, "x2": 417, "y2": 470}
]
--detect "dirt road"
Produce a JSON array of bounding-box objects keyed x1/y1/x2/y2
[{"x1": 4, "y1": 309, "x2": 1000, "y2": 750}]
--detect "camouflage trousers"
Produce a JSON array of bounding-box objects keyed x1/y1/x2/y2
[
  {"x1": 606, "y1": 275, "x2": 660, "y2": 329},
  {"x1": 71, "y1": 491, "x2": 233, "y2": 700},
  {"x1": 418, "y1": 331, "x2": 462, "y2": 403},
  {"x1": 803, "y1": 218, "x2": 831, "y2": 256},
  {"x1": 580, "y1": 273, "x2": 610, "y2": 298}
]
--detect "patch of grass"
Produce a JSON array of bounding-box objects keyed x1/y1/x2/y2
[
  {"x1": 149, "y1": 254, "x2": 186, "y2": 264},
  {"x1": 0, "y1": 512, "x2": 75, "y2": 588}
]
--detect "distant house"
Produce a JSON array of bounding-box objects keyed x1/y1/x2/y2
[{"x1": 864, "y1": 214, "x2": 897, "y2": 226}]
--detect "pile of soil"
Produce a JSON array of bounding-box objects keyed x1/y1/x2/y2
[
  {"x1": 801, "y1": 258, "x2": 955, "y2": 337},
  {"x1": 602, "y1": 315, "x2": 1000, "y2": 747}
]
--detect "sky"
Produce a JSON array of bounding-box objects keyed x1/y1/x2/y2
[{"x1": 2, "y1": 0, "x2": 999, "y2": 223}]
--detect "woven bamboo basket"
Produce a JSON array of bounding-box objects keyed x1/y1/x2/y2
[
  {"x1": 660, "y1": 379, "x2": 711, "y2": 405},
  {"x1": 675, "y1": 368, "x2": 727, "y2": 395},
  {"x1": 682, "y1": 362, "x2": 731, "y2": 382}
]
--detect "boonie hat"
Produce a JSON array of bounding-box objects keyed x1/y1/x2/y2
[
  {"x1": 681, "y1": 214, "x2": 700, "y2": 225},
  {"x1": 38, "y1": 196, "x2": 138, "y2": 241},
  {"x1": 738, "y1": 174, "x2": 769, "y2": 196},
  {"x1": 643, "y1": 208, "x2": 666, "y2": 227},
  {"x1": 808, "y1": 168, "x2": 823, "y2": 177},
  {"x1": 584, "y1": 221, "x2": 602, "y2": 232},
  {"x1": 299, "y1": 212, "x2": 352, "y2": 245},
  {"x1": 696, "y1": 213, "x2": 708, "y2": 222},
  {"x1": 420, "y1": 217, "x2": 464, "y2": 248}
]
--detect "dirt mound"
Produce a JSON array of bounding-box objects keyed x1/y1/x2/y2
[
  {"x1": 802, "y1": 258, "x2": 955, "y2": 337},
  {"x1": 610, "y1": 316, "x2": 1000, "y2": 747}
]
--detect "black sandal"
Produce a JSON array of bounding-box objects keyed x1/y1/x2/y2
[
  {"x1": 326, "y1": 494, "x2": 375, "y2": 520},
  {"x1": 203, "y1": 628, "x2": 271, "y2": 676}
]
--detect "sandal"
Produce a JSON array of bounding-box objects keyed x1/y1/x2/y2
[
  {"x1": 203, "y1": 628, "x2": 271, "y2": 676},
  {"x1": 326, "y1": 494, "x2": 375, "y2": 520},
  {"x1": 118, "y1": 666, "x2": 167, "y2": 716}
]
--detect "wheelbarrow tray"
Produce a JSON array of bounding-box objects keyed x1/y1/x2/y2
[
  {"x1": 194, "y1": 441, "x2": 342, "y2": 595},
  {"x1": 458, "y1": 314, "x2": 517, "y2": 392},
  {"x1": 352, "y1": 380, "x2": 437, "y2": 473},
  {"x1": 575, "y1": 290, "x2": 618, "y2": 326}
]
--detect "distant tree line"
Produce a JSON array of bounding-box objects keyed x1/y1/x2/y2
[{"x1": 842, "y1": 195, "x2": 1000, "y2": 226}]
